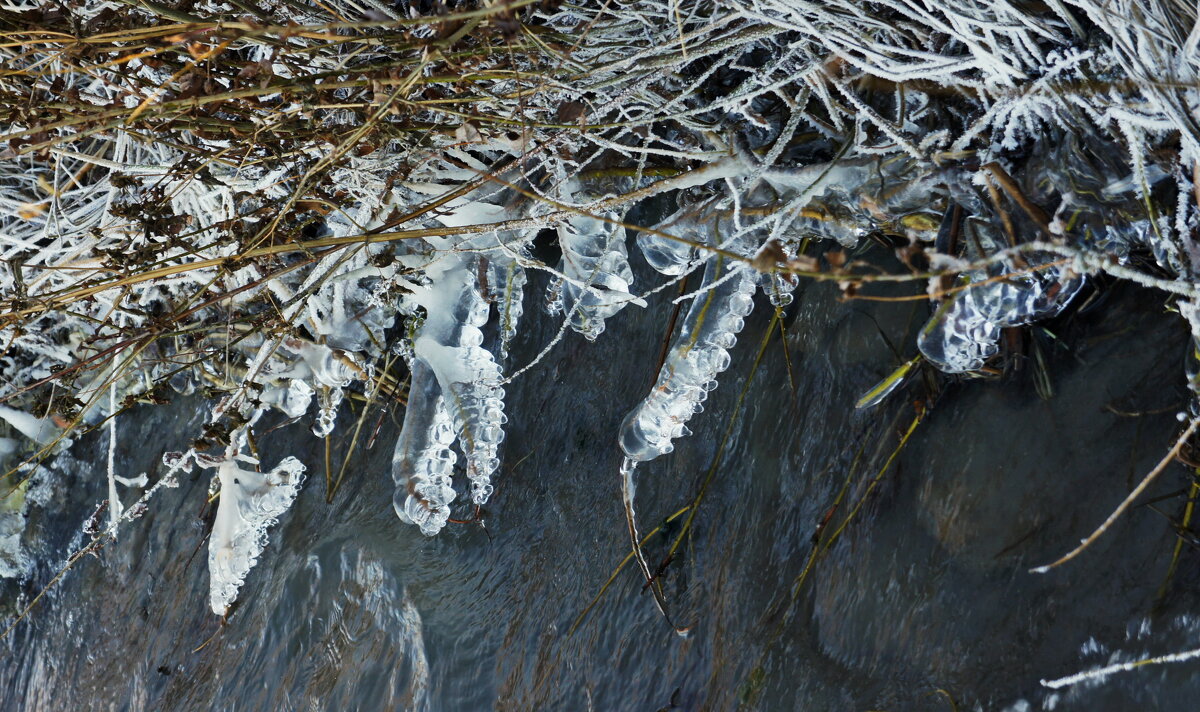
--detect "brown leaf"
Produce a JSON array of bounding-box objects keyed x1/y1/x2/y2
[
  {"x1": 750, "y1": 238, "x2": 787, "y2": 272},
  {"x1": 455, "y1": 122, "x2": 482, "y2": 144},
  {"x1": 556, "y1": 101, "x2": 585, "y2": 124}
]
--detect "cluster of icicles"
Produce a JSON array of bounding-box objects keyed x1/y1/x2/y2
[
  {"x1": 388, "y1": 153, "x2": 1168, "y2": 538},
  {"x1": 0, "y1": 153, "x2": 1167, "y2": 617},
  {"x1": 188, "y1": 153, "x2": 1169, "y2": 615}
]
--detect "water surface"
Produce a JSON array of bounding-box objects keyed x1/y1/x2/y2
[{"x1": 3, "y1": 248, "x2": 1198, "y2": 711}]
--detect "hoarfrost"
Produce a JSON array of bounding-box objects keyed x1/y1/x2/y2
[{"x1": 6, "y1": 0, "x2": 1200, "y2": 634}]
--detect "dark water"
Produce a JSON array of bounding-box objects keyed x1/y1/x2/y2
[{"x1": 3, "y1": 245, "x2": 1200, "y2": 711}]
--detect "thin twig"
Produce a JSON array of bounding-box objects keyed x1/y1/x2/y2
[{"x1": 1032, "y1": 416, "x2": 1200, "y2": 573}]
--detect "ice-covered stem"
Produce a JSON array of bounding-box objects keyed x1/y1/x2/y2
[
  {"x1": 392, "y1": 359, "x2": 457, "y2": 536},
  {"x1": 917, "y1": 246, "x2": 1084, "y2": 373},
  {"x1": 206, "y1": 444, "x2": 306, "y2": 616},
  {"x1": 409, "y1": 254, "x2": 505, "y2": 505},
  {"x1": 619, "y1": 256, "x2": 757, "y2": 462},
  {"x1": 549, "y1": 184, "x2": 637, "y2": 340}
]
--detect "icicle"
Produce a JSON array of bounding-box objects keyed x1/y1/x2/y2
[
  {"x1": 619, "y1": 256, "x2": 757, "y2": 462},
  {"x1": 206, "y1": 449, "x2": 306, "y2": 616},
  {"x1": 488, "y1": 258, "x2": 527, "y2": 359},
  {"x1": 760, "y1": 270, "x2": 798, "y2": 307},
  {"x1": 409, "y1": 255, "x2": 506, "y2": 505},
  {"x1": 312, "y1": 386, "x2": 344, "y2": 437},
  {"x1": 552, "y1": 207, "x2": 637, "y2": 341},
  {"x1": 918, "y1": 253, "x2": 1084, "y2": 373},
  {"x1": 392, "y1": 359, "x2": 458, "y2": 536}
]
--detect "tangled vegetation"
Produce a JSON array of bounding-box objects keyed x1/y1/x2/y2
[{"x1": 2, "y1": 0, "x2": 1200, "y2": 689}]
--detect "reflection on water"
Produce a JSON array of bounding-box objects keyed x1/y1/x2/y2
[{"x1": 3, "y1": 248, "x2": 1200, "y2": 711}]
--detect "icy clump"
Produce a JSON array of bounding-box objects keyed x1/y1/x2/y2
[
  {"x1": 619, "y1": 257, "x2": 757, "y2": 461},
  {"x1": 407, "y1": 254, "x2": 506, "y2": 506},
  {"x1": 392, "y1": 359, "x2": 458, "y2": 536},
  {"x1": 488, "y1": 257, "x2": 528, "y2": 359},
  {"x1": 759, "y1": 270, "x2": 799, "y2": 307},
  {"x1": 207, "y1": 450, "x2": 306, "y2": 616},
  {"x1": 637, "y1": 191, "x2": 711, "y2": 275},
  {"x1": 918, "y1": 252, "x2": 1084, "y2": 373},
  {"x1": 551, "y1": 201, "x2": 638, "y2": 341}
]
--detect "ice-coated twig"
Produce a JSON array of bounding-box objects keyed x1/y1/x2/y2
[
  {"x1": 620, "y1": 256, "x2": 757, "y2": 462},
  {"x1": 1042, "y1": 644, "x2": 1200, "y2": 689},
  {"x1": 106, "y1": 384, "x2": 121, "y2": 537}
]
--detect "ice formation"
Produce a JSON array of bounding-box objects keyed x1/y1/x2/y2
[
  {"x1": 620, "y1": 257, "x2": 757, "y2": 461},
  {"x1": 0, "y1": 406, "x2": 61, "y2": 447},
  {"x1": 205, "y1": 448, "x2": 306, "y2": 616},
  {"x1": 391, "y1": 359, "x2": 457, "y2": 536},
  {"x1": 549, "y1": 183, "x2": 640, "y2": 340},
  {"x1": 918, "y1": 224, "x2": 1085, "y2": 373},
  {"x1": 404, "y1": 253, "x2": 506, "y2": 509},
  {"x1": 2, "y1": 0, "x2": 1200, "y2": 628},
  {"x1": 0, "y1": 466, "x2": 50, "y2": 580}
]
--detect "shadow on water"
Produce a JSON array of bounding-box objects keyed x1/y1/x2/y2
[{"x1": 3, "y1": 243, "x2": 1200, "y2": 711}]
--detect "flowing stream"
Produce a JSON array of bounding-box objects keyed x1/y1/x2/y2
[{"x1": 2, "y1": 245, "x2": 1198, "y2": 711}]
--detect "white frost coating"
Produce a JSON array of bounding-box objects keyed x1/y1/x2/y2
[
  {"x1": 207, "y1": 450, "x2": 306, "y2": 616},
  {"x1": 392, "y1": 359, "x2": 457, "y2": 536},
  {"x1": 619, "y1": 257, "x2": 757, "y2": 461},
  {"x1": 0, "y1": 405, "x2": 60, "y2": 446},
  {"x1": 408, "y1": 254, "x2": 506, "y2": 505}
]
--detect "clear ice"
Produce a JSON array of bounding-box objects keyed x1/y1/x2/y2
[
  {"x1": 391, "y1": 359, "x2": 458, "y2": 536},
  {"x1": 550, "y1": 197, "x2": 638, "y2": 341},
  {"x1": 918, "y1": 225, "x2": 1084, "y2": 373},
  {"x1": 406, "y1": 254, "x2": 506, "y2": 506},
  {"x1": 619, "y1": 256, "x2": 757, "y2": 462},
  {"x1": 207, "y1": 450, "x2": 306, "y2": 616}
]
